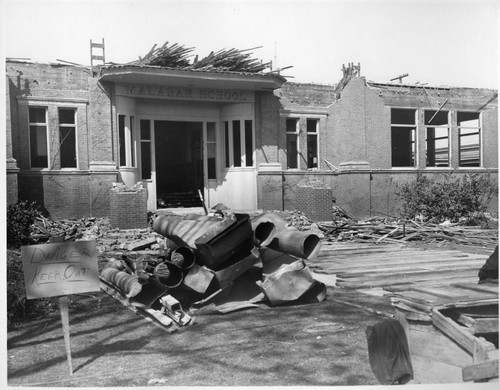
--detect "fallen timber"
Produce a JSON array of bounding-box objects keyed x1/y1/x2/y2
[{"x1": 392, "y1": 283, "x2": 498, "y2": 384}]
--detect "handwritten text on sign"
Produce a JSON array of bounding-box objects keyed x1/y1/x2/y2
[{"x1": 21, "y1": 241, "x2": 100, "y2": 299}]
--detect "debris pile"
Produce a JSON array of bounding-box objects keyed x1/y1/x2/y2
[
  {"x1": 30, "y1": 216, "x2": 111, "y2": 244},
  {"x1": 318, "y1": 215, "x2": 499, "y2": 250},
  {"x1": 99, "y1": 211, "x2": 326, "y2": 330},
  {"x1": 126, "y1": 41, "x2": 273, "y2": 74}
]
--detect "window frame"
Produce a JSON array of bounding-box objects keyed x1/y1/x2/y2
[
  {"x1": 58, "y1": 107, "x2": 78, "y2": 169},
  {"x1": 306, "y1": 118, "x2": 319, "y2": 170},
  {"x1": 118, "y1": 114, "x2": 137, "y2": 168},
  {"x1": 28, "y1": 106, "x2": 49, "y2": 170},
  {"x1": 424, "y1": 109, "x2": 450, "y2": 168},
  {"x1": 223, "y1": 118, "x2": 254, "y2": 169},
  {"x1": 390, "y1": 108, "x2": 417, "y2": 168},
  {"x1": 457, "y1": 111, "x2": 482, "y2": 168},
  {"x1": 286, "y1": 117, "x2": 300, "y2": 169},
  {"x1": 139, "y1": 119, "x2": 153, "y2": 180}
]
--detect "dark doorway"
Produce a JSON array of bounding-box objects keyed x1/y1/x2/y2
[{"x1": 154, "y1": 121, "x2": 203, "y2": 208}]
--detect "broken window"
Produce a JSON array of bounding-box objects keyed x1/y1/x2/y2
[
  {"x1": 391, "y1": 108, "x2": 416, "y2": 167},
  {"x1": 286, "y1": 118, "x2": 299, "y2": 169},
  {"x1": 307, "y1": 119, "x2": 319, "y2": 169},
  {"x1": 207, "y1": 122, "x2": 216, "y2": 179},
  {"x1": 118, "y1": 115, "x2": 136, "y2": 168},
  {"x1": 223, "y1": 119, "x2": 254, "y2": 168},
  {"x1": 458, "y1": 112, "x2": 481, "y2": 167},
  {"x1": 425, "y1": 110, "x2": 449, "y2": 167},
  {"x1": 140, "y1": 119, "x2": 151, "y2": 180},
  {"x1": 59, "y1": 108, "x2": 77, "y2": 168},
  {"x1": 29, "y1": 107, "x2": 48, "y2": 168}
]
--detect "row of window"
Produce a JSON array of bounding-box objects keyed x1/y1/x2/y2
[
  {"x1": 391, "y1": 108, "x2": 481, "y2": 168},
  {"x1": 119, "y1": 117, "x2": 255, "y2": 181},
  {"x1": 28, "y1": 107, "x2": 77, "y2": 169},
  {"x1": 25, "y1": 107, "x2": 483, "y2": 171}
]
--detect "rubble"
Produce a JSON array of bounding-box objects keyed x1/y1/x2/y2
[
  {"x1": 97, "y1": 210, "x2": 326, "y2": 330},
  {"x1": 25, "y1": 207, "x2": 498, "y2": 331}
]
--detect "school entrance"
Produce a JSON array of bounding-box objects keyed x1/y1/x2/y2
[{"x1": 154, "y1": 120, "x2": 204, "y2": 208}]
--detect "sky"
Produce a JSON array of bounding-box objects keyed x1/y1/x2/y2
[{"x1": 1, "y1": 0, "x2": 499, "y2": 88}]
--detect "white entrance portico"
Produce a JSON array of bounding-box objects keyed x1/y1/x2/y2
[{"x1": 99, "y1": 66, "x2": 285, "y2": 211}]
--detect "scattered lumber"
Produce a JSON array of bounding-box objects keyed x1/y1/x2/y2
[{"x1": 129, "y1": 41, "x2": 272, "y2": 73}]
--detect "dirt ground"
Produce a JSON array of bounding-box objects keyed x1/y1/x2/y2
[{"x1": 6, "y1": 284, "x2": 396, "y2": 387}]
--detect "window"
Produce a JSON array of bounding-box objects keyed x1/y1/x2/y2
[
  {"x1": 140, "y1": 119, "x2": 152, "y2": 180},
  {"x1": 207, "y1": 122, "x2": 217, "y2": 179},
  {"x1": 391, "y1": 108, "x2": 416, "y2": 167},
  {"x1": 244, "y1": 120, "x2": 253, "y2": 167},
  {"x1": 29, "y1": 107, "x2": 48, "y2": 168},
  {"x1": 425, "y1": 110, "x2": 449, "y2": 167},
  {"x1": 458, "y1": 112, "x2": 481, "y2": 167},
  {"x1": 119, "y1": 115, "x2": 126, "y2": 167},
  {"x1": 306, "y1": 119, "x2": 319, "y2": 169},
  {"x1": 59, "y1": 108, "x2": 77, "y2": 168},
  {"x1": 233, "y1": 120, "x2": 241, "y2": 167},
  {"x1": 223, "y1": 119, "x2": 254, "y2": 168},
  {"x1": 118, "y1": 114, "x2": 136, "y2": 167},
  {"x1": 286, "y1": 118, "x2": 299, "y2": 169}
]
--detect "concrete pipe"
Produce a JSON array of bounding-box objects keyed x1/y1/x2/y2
[
  {"x1": 101, "y1": 268, "x2": 143, "y2": 298},
  {"x1": 268, "y1": 229, "x2": 322, "y2": 260}
]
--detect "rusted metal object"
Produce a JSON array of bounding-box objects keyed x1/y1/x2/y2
[
  {"x1": 182, "y1": 264, "x2": 215, "y2": 294},
  {"x1": 214, "y1": 247, "x2": 261, "y2": 289},
  {"x1": 101, "y1": 268, "x2": 142, "y2": 298},
  {"x1": 258, "y1": 260, "x2": 316, "y2": 305},
  {"x1": 152, "y1": 214, "x2": 224, "y2": 248},
  {"x1": 194, "y1": 213, "x2": 254, "y2": 268}
]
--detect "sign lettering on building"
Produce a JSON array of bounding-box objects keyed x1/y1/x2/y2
[
  {"x1": 116, "y1": 84, "x2": 254, "y2": 103},
  {"x1": 21, "y1": 241, "x2": 100, "y2": 299}
]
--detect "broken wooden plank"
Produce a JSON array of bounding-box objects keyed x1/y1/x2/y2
[
  {"x1": 458, "y1": 314, "x2": 499, "y2": 334},
  {"x1": 431, "y1": 308, "x2": 496, "y2": 355},
  {"x1": 462, "y1": 359, "x2": 499, "y2": 382}
]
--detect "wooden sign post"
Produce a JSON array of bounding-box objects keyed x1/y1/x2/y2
[{"x1": 21, "y1": 241, "x2": 100, "y2": 375}]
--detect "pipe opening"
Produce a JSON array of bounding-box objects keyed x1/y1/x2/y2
[
  {"x1": 303, "y1": 234, "x2": 321, "y2": 259},
  {"x1": 254, "y1": 222, "x2": 276, "y2": 246},
  {"x1": 171, "y1": 246, "x2": 195, "y2": 269}
]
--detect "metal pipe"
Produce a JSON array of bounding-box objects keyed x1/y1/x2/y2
[
  {"x1": 267, "y1": 229, "x2": 322, "y2": 260},
  {"x1": 251, "y1": 221, "x2": 276, "y2": 247},
  {"x1": 154, "y1": 261, "x2": 183, "y2": 288},
  {"x1": 170, "y1": 246, "x2": 196, "y2": 270}
]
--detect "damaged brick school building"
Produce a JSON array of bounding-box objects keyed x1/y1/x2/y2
[{"x1": 5, "y1": 44, "x2": 499, "y2": 220}]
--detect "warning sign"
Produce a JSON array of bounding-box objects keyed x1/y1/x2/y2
[{"x1": 21, "y1": 241, "x2": 100, "y2": 299}]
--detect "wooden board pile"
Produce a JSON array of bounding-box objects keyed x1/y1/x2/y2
[
  {"x1": 129, "y1": 41, "x2": 271, "y2": 73},
  {"x1": 133, "y1": 42, "x2": 194, "y2": 68},
  {"x1": 318, "y1": 217, "x2": 498, "y2": 250},
  {"x1": 190, "y1": 47, "x2": 270, "y2": 73}
]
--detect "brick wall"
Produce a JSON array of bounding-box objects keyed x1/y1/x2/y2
[
  {"x1": 6, "y1": 61, "x2": 118, "y2": 217},
  {"x1": 258, "y1": 169, "x2": 498, "y2": 219},
  {"x1": 109, "y1": 183, "x2": 148, "y2": 229},
  {"x1": 296, "y1": 179, "x2": 333, "y2": 221}
]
